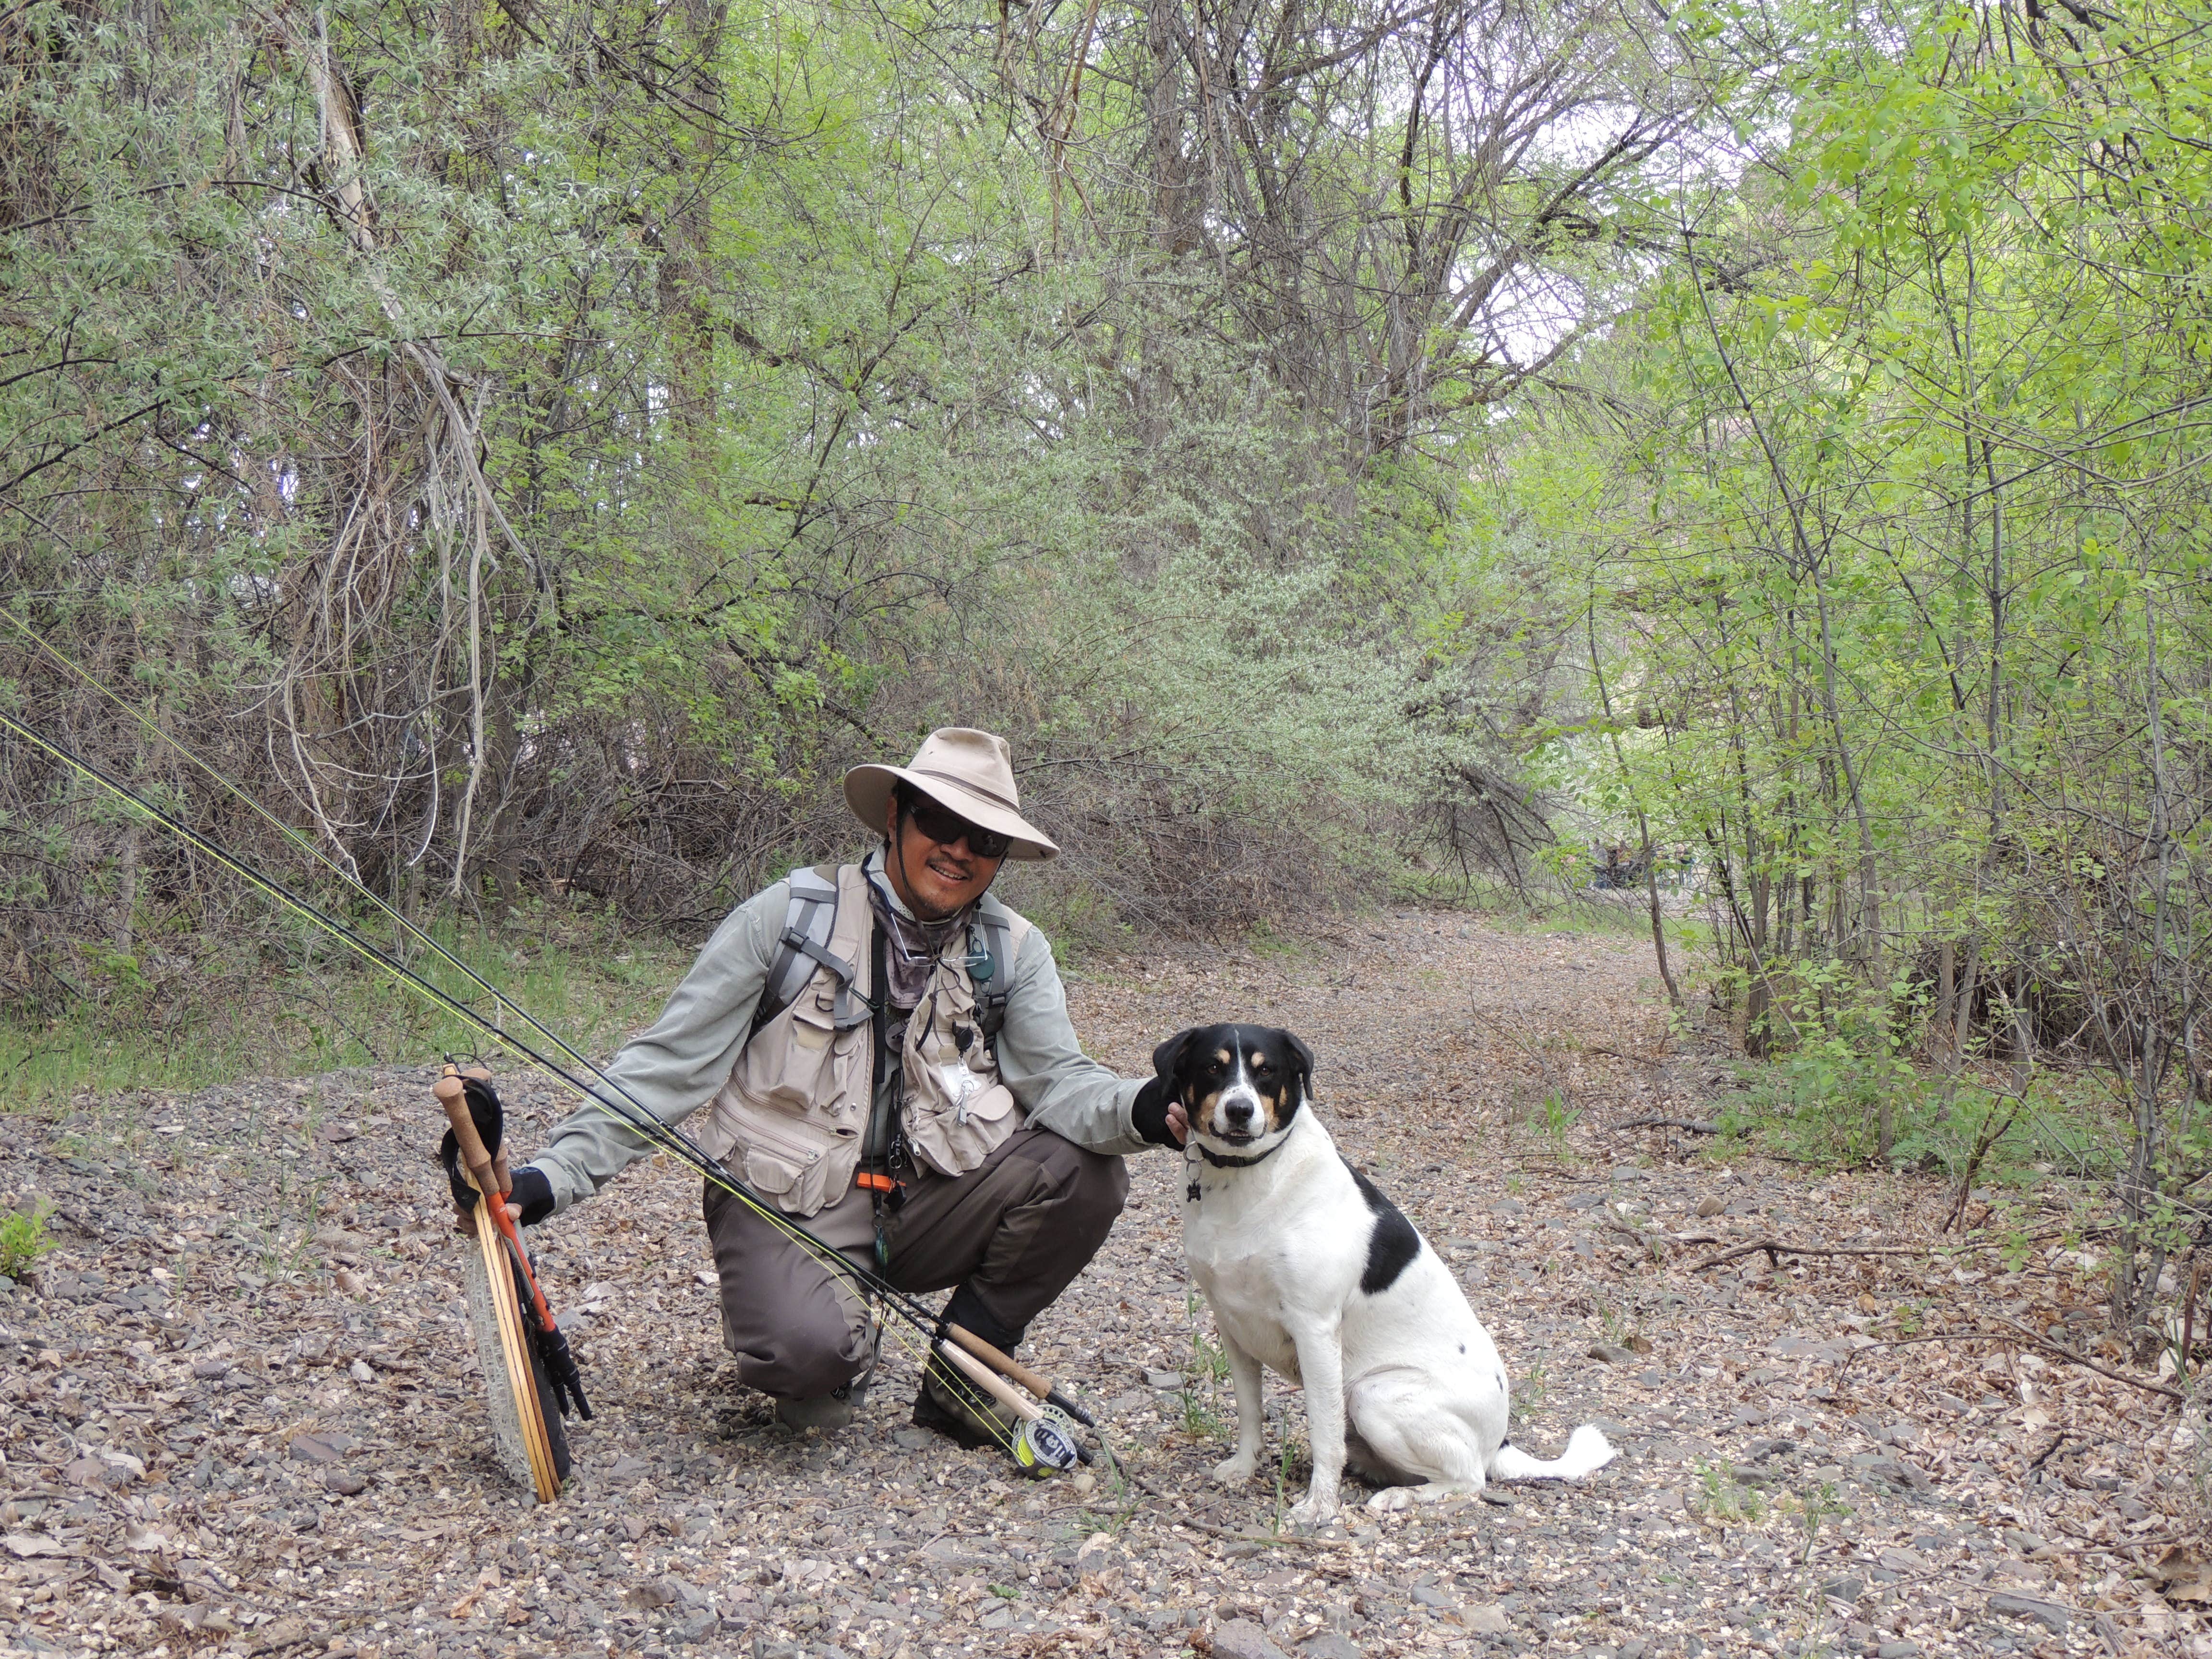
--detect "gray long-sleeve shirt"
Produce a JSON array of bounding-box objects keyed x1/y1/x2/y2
[{"x1": 527, "y1": 857, "x2": 1148, "y2": 1214}]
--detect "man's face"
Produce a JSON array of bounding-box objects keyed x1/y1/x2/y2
[{"x1": 885, "y1": 795, "x2": 1003, "y2": 920}]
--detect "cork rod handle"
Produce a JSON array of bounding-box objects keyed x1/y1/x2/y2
[{"x1": 435, "y1": 1068, "x2": 509, "y2": 1198}]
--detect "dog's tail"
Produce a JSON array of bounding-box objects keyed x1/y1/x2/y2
[{"x1": 1488, "y1": 1424, "x2": 1616, "y2": 1482}]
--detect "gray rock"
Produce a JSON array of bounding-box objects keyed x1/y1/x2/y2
[
  {"x1": 289, "y1": 1431, "x2": 351, "y2": 1464},
  {"x1": 1298, "y1": 1636, "x2": 1364, "y2": 1659},
  {"x1": 1411, "y1": 1584, "x2": 1454, "y2": 1609},
  {"x1": 1587, "y1": 1343, "x2": 1636, "y2": 1365},
  {"x1": 920, "y1": 1539, "x2": 998, "y2": 1569},
  {"x1": 1214, "y1": 1618, "x2": 1292, "y2": 1659},
  {"x1": 324, "y1": 1469, "x2": 367, "y2": 1496},
  {"x1": 1143, "y1": 1368, "x2": 1184, "y2": 1389},
  {"x1": 675, "y1": 1609, "x2": 717, "y2": 1642},
  {"x1": 1458, "y1": 1604, "x2": 1511, "y2": 1635},
  {"x1": 1988, "y1": 1593, "x2": 2069, "y2": 1632},
  {"x1": 1877, "y1": 1644, "x2": 1922, "y2": 1658},
  {"x1": 1822, "y1": 1577, "x2": 1864, "y2": 1602}
]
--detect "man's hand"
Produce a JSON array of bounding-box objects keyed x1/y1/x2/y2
[
  {"x1": 1132, "y1": 1077, "x2": 1187, "y2": 1148},
  {"x1": 456, "y1": 1164, "x2": 553, "y2": 1234}
]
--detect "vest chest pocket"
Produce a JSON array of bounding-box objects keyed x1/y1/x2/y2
[
  {"x1": 901, "y1": 993, "x2": 1023, "y2": 1176},
  {"x1": 735, "y1": 988, "x2": 860, "y2": 1117}
]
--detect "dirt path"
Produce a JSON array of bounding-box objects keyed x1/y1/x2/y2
[{"x1": 3, "y1": 911, "x2": 2202, "y2": 1659}]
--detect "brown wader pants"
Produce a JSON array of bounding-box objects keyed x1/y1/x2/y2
[{"x1": 702, "y1": 1123, "x2": 1128, "y2": 1401}]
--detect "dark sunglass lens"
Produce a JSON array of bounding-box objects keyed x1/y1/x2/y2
[{"x1": 907, "y1": 796, "x2": 1010, "y2": 858}]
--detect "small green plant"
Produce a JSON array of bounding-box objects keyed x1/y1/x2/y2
[
  {"x1": 987, "y1": 1584, "x2": 1021, "y2": 1600},
  {"x1": 1516, "y1": 1357, "x2": 1549, "y2": 1417},
  {"x1": 1181, "y1": 1291, "x2": 1230, "y2": 1440},
  {"x1": 1987, "y1": 1199, "x2": 2036, "y2": 1272},
  {"x1": 1529, "y1": 1088, "x2": 1579, "y2": 1150},
  {"x1": 1594, "y1": 1297, "x2": 1631, "y2": 1346},
  {"x1": 1688, "y1": 1457, "x2": 1767, "y2": 1527},
  {"x1": 0, "y1": 1201, "x2": 55, "y2": 1278},
  {"x1": 1782, "y1": 1479, "x2": 1851, "y2": 1563}
]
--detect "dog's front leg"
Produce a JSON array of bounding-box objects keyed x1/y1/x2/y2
[
  {"x1": 1210, "y1": 1328, "x2": 1266, "y2": 1486},
  {"x1": 1285, "y1": 1319, "x2": 1346, "y2": 1527}
]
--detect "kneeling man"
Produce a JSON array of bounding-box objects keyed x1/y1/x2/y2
[{"x1": 502, "y1": 729, "x2": 1184, "y2": 1455}]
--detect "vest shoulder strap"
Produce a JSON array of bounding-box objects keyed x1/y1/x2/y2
[
  {"x1": 968, "y1": 907, "x2": 1033, "y2": 1053},
  {"x1": 749, "y1": 864, "x2": 854, "y2": 1036}
]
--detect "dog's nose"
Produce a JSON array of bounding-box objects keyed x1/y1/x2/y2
[{"x1": 1223, "y1": 1100, "x2": 1253, "y2": 1125}]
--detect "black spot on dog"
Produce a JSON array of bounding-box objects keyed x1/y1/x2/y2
[
  {"x1": 1458, "y1": 1343, "x2": 1466, "y2": 1354},
  {"x1": 1348, "y1": 1164, "x2": 1420, "y2": 1294}
]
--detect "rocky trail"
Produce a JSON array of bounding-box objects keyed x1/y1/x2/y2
[{"x1": 3, "y1": 910, "x2": 2206, "y2": 1659}]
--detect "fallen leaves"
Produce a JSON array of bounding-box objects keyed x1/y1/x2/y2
[{"x1": 2150, "y1": 1545, "x2": 2212, "y2": 1605}]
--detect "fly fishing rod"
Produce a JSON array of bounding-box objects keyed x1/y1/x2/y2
[
  {"x1": 1, "y1": 613, "x2": 1102, "y2": 1421},
  {"x1": 0, "y1": 690, "x2": 1100, "y2": 1474}
]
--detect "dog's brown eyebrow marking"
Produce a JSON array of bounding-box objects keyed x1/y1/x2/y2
[
  {"x1": 1248, "y1": 1050, "x2": 1266, "y2": 1067},
  {"x1": 1214, "y1": 1047, "x2": 1233, "y2": 1066}
]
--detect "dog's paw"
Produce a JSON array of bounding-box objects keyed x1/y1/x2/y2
[
  {"x1": 1286, "y1": 1492, "x2": 1341, "y2": 1527},
  {"x1": 1365, "y1": 1486, "x2": 1416, "y2": 1514},
  {"x1": 1210, "y1": 1453, "x2": 1259, "y2": 1485}
]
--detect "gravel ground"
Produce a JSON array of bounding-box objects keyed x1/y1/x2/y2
[{"x1": 3, "y1": 909, "x2": 2206, "y2": 1659}]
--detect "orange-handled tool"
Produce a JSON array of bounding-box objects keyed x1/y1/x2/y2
[{"x1": 437, "y1": 1066, "x2": 554, "y2": 1335}]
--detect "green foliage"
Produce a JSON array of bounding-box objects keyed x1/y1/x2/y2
[
  {"x1": 0, "y1": 1202, "x2": 54, "y2": 1279},
  {"x1": 0, "y1": 918, "x2": 692, "y2": 1101},
  {"x1": 8, "y1": 0, "x2": 2212, "y2": 1350},
  {"x1": 1529, "y1": 1088, "x2": 1581, "y2": 1154},
  {"x1": 1688, "y1": 1457, "x2": 1767, "y2": 1528}
]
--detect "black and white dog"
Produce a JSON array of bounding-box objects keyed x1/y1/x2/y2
[{"x1": 1158, "y1": 1023, "x2": 1615, "y2": 1524}]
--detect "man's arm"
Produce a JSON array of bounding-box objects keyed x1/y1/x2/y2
[
  {"x1": 992, "y1": 922, "x2": 1155, "y2": 1155},
  {"x1": 516, "y1": 880, "x2": 791, "y2": 1218}
]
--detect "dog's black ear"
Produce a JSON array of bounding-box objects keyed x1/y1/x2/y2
[
  {"x1": 1151, "y1": 1027, "x2": 1199, "y2": 1082},
  {"x1": 1283, "y1": 1030, "x2": 1315, "y2": 1098}
]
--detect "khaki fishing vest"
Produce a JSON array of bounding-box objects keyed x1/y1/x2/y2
[{"x1": 693, "y1": 863, "x2": 1033, "y2": 1217}]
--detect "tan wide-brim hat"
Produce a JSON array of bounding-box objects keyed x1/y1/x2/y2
[{"x1": 844, "y1": 727, "x2": 1059, "y2": 861}]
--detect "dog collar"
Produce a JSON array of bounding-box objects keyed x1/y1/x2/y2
[
  {"x1": 1186, "y1": 1135, "x2": 1289, "y2": 1200},
  {"x1": 1195, "y1": 1140, "x2": 1286, "y2": 1168}
]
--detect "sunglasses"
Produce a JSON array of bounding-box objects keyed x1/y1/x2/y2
[{"x1": 901, "y1": 793, "x2": 1012, "y2": 860}]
